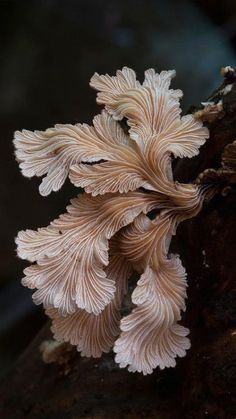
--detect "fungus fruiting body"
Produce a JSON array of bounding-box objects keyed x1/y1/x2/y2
[{"x1": 14, "y1": 68, "x2": 210, "y2": 375}]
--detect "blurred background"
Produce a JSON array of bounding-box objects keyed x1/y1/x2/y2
[{"x1": 0, "y1": 0, "x2": 236, "y2": 377}]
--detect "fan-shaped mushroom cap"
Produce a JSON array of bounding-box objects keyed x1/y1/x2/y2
[{"x1": 14, "y1": 67, "x2": 209, "y2": 374}]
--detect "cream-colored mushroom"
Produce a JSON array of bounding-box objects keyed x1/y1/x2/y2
[{"x1": 14, "y1": 67, "x2": 209, "y2": 374}]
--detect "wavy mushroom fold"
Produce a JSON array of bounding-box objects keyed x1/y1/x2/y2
[
  {"x1": 113, "y1": 211, "x2": 189, "y2": 374},
  {"x1": 114, "y1": 261, "x2": 190, "y2": 374},
  {"x1": 17, "y1": 191, "x2": 162, "y2": 315},
  {"x1": 14, "y1": 110, "x2": 157, "y2": 196},
  {"x1": 90, "y1": 67, "x2": 208, "y2": 158},
  {"x1": 46, "y1": 246, "x2": 133, "y2": 357}
]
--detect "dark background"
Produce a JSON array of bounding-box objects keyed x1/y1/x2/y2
[{"x1": 0, "y1": 0, "x2": 236, "y2": 377}]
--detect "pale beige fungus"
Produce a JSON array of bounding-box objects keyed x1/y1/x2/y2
[{"x1": 14, "y1": 67, "x2": 209, "y2": 375}]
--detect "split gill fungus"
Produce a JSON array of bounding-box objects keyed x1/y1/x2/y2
[{"x1": 14, "y1": 67, "x2": 214, "y2": 375}]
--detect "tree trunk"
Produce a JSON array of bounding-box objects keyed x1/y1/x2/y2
[{"x1": 1, "y1": 69, "x2": 236, "y2": 419}]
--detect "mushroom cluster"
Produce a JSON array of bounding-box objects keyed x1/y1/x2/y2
[{"x1": 14, "y1": 68, "x2": 209, "y2": 374}]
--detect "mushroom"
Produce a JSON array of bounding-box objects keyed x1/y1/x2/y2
[{"x1": 14, "y1": 67, "x2": 209, "y2": 374}]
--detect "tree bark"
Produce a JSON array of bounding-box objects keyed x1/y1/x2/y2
[{"x1": 1, "y1": 69, "x2": 236, "y2": 419}]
